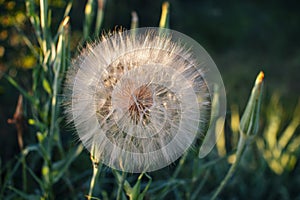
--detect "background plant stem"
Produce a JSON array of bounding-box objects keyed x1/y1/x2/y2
[
  {"x1": 87, "y1": 163, "x2": 101, "y2": 200},
  {"x1": 211, "y1": 133, "x2": 248, "y2": 200}
]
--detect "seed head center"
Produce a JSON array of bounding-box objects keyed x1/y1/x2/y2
[{"x1": 128, "y1": 85, "x2": 153, "y2": 124}]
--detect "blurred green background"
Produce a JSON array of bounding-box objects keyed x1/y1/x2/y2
[{"x1": 0, "y1": 0, "x2": 299, "y2": 199}]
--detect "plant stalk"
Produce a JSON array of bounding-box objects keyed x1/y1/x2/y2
[
  {"x1": 211, "y1": 133, "x2": 248, "y2": 200},
  {"x1": 87, "y1": 162, "x2": 101, "y2": 200}
]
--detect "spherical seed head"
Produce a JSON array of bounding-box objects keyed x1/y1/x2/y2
[{"x1": 64, "y1": 28, "x2": 226, "y2": 172}]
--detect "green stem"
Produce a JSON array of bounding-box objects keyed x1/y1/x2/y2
[
  {"x1": 116, "y1": 171, "x2": 127, "y2": 200},
  {"x1": 49, "y1": 21, "x2": 66, "y2": 157},
  {"x1": 211, "y1": 133, "x2": 248, "y2": 200},
  {"x1": 87, "y1": 163, "x2": 101, "y2": 200},
  {"x1": 21, "y1": 153, "x2": 27, "y2": 192},
  {"x1": 95, "y1": 0, "x2": 104, "y2": 36},
  {"x1": 190, "y1": 170, "x2": 210, "y2": 200}
]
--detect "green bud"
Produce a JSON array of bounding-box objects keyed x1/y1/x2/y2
[{"x1": 240, "y1": 71, "x2": 264, "y2": 136}]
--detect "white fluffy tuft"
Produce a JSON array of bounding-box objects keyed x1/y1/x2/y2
[{"x1": 64, "y1": 28, "x2": 218, "y2": 173}]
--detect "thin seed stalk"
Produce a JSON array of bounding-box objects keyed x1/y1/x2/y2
[
  {"x1": 211, "y1": 133, "x2": 248, "y2": 200},
  {"x1": 87, "y1": 163, "x2": 101, "y2": 200},
  {"x1": 212, "y1": 71, "x2": 264, "y2": 199}
]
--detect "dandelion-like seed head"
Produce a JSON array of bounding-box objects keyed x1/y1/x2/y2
[{"x1": 64, "y1": 28, "x2": 226, "y2": 172}]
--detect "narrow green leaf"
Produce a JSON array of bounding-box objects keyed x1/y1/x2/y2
[
  {"x1": 4, "y1": 75, "x2": 38, "y2": 105},
  {"x1": 15, "y1": 26, "x2": 39, "y2": 58},
  {"x1": 51, "y1": 145, "x2": 83, "y2": 183},
  {"x1": 25, "y1": 165, "x2": 44, "y2": 192},
  {"x1": 9, "y1": 187, "x2": 41, "y2": 200},
  {"x1": 0, "y1": 159, "x2": 21, "y2": 196}
]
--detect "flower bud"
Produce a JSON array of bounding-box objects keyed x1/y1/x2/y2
[{"x1": 240, "y1": 71, "x2": 264, "y2": 136}]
